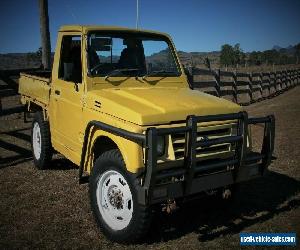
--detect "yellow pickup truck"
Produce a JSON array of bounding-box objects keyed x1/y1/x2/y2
[{"x1": 19, "y1": 25, "x2": 275, "y2": 243}]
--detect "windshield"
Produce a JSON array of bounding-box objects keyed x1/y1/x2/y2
[{"x1": 87, "y1": 32, "x2": 181, "y2": 77}]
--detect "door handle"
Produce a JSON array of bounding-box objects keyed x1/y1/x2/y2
[{"x1": 54, "y1": 90, "x2": 61, "y2": 95}]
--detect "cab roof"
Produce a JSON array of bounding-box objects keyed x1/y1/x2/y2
[{"x1": 59, "y1": 25, "x2": 170, "y2": 38}]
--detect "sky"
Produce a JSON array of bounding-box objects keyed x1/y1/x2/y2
[{"x1": 0, "y1": 0, "x2": 299, "y2": 53}]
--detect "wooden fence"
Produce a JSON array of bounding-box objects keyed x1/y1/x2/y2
[
  {"x1": 190, "y1": 68, "x2": 300, "y2": 105},
  {"x1": 0, "y1": 67, "x2": 300, "y2": 114},
  {"x1": 0, "y1": 68, "x2": 39, "y2": 114}
]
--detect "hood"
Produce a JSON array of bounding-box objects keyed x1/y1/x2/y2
[{"x1": 88, "y1": 87, "x2": 242, "y2": 125}]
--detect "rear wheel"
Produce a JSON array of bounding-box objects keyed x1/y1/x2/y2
[
  {"x1": 89, "y1": 149, "x2": 151, "y2": 243},
  {"x1": 31, "y1": 112, "x2": 53, "y2": 169}
]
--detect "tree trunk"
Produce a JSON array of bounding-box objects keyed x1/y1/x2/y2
[{"x1": 39, "y1": 0, "x2": 51, "y2": 70}]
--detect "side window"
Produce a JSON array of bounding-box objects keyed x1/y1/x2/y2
[{"x1": 58, "y1": 35, "x2": 82, "y2": 83}]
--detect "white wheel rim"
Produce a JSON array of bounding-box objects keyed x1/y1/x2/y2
[
  {"x1": 33, "y1": 122, "x2": 42, "y2": 160},
  {"x1": 96, "y1": 170, "x2": 133, "y2": 231}
]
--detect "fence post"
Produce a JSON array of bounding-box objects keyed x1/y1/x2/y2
[
  {"x1": 282, "y1": 70, "x2": 285, "y2": 89},
  {"x1": 259, "y1": 72, "x2": 265, "y2": 98},
  {"x1": 232, "y1": 71, "x2": 238, "y2": 103},
  {"x1": 279, "y1": 71, "x2": 282, "y2": 90},
  {"x1": 271, "y1": 72, "x2": 275, "y2": 96},
  {"x1": 275, "y1": 71, "x2": 279, "y2": 93},
  {"x1": 286, "y1": 70, "x2": 289, "y2": 89},
  {"x1": 248, "y1": 72, "x2": 253, "y2": 103},
  {"x1": 214, "y1": 69, "x2": 221, "y2": 97},
  {"x1": 269, "y1": 71, "x2": 273, "y2": 96},
  {"x1": 283, "y1": 70, "x2": 287, "y2": 90},
  {"x1": 280, "y1": 71, "x2": 284, "y2": 90}
]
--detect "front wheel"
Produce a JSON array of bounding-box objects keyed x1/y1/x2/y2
[{"x1": 89, "y1": 149, "x2": 151, "y2": 243}]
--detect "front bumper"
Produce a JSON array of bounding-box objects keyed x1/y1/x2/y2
[{"x1": 138, "y1": 111, "x2": 275, "y2": 205}]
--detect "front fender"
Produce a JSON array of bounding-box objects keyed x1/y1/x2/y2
[{"x1": 82, "y1": 123, "x2": 145, "y2": 175}]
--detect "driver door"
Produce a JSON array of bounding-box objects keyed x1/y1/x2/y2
[{"x1": 50, "y1": 34, "x2": 84, "y2": 162}]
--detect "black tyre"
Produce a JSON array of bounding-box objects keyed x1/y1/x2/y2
[
  {"x1": 89, "y1": 149, "x2": 151, "y2": 243},
  {"x1": 31, "y1": 111, "x2": 53, "y2": 169}
]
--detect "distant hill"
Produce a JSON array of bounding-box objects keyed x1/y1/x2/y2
[
  {"x1": 142, "y1": 49, "x2": 220, "y2": 67},
  {"x1": 0, "y1": 53, "x2": 41, "y2": 70},
  {"x1": 177, "y1": 51, "x2": 220, "y2": 66},
  {"x1": 272, "y1": 45, "x2": 296, "y2": 54},
  {"x1": 0, "y1": 42, "x2": 298, "y2": 70},
  {"x1": 272, "y1": 45, "x2": 282, "y2": 51}
]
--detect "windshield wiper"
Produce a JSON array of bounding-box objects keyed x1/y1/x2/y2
[
  {"x1": 104, "y1": 68, "x2": 139, "y2": 80},
  {"x1": 142, "y1": 70, "x2": 177, "y2": 80}
]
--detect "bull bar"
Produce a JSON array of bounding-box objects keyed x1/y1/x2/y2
[
  {"x1": 139, "y1": 111, "x2": 275, "y2": 205},
  {"x1": 79, "y1": 111, "x2": 275, "y2": 206}
]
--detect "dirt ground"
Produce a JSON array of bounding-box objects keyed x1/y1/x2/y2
[{"x1": 0, "y1": 84, "x2": 299, "y2": 249}]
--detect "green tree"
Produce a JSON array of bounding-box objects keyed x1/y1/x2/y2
[
  {"x1": 220, "y1": 43, "x2": 245, "y2": 67},
  {"x1": 233, "y1": 43, "x2": 241, "y2": 65},
  {"x1": 261, "y1": 50, "x2": 279, "y2": 65},
  {"x1": 233, "y1": 43, "x2": 245, "y2": 67},
  {"x1": 220, "y1": 44, "x2": 234, "y2": 67}
]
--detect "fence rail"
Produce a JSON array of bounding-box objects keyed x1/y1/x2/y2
[{"x1": 190, "y1": 67, "x2": 300, "y2": 105}]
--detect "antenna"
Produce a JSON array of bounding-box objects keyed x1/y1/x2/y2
[{"x1": 136, "y1": 0, "x2": 139, "y2": 29}]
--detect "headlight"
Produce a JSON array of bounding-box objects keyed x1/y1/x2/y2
[{"x1": 156, "y1": 136, "x2": 165, "y2": 157}]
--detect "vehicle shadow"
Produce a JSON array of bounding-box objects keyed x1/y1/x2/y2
[
  {"x1": 2, "y1": 128, "x2": 31, "y2": 142},
  {"x1": 145, "y1": 170, "x2": 300, "y2": 243},
  {"x1": 48, "y1": 158, "x2": 78, "y2": 171},
  {"x1": 0, "y1": 127, "x2": 77, "y2": 171},
  {"x1": 0, "y1": 106, "x2": 25, "y2": 116},
  {"x1": 0, "y1": 126, "x2": 32, "y2": 168}
]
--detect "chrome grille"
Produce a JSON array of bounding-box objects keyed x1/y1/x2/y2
[{"x1": 172, "y1": 124, "x2": 235, "y2": 160}]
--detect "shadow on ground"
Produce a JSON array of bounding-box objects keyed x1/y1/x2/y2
[
  {"x1": 0, "y1": 127, "x2": 32, "y2": 168},
  {"x1": 0, "y1": 127, "x2": 77, "y2": 171},
  {"x1": 146, "y1": 170, "x2": 300, "y2": 243}
]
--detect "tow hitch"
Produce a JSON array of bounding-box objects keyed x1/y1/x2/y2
[{"x1": 162, "y1": 199, "x2": 177, "y2": 214}]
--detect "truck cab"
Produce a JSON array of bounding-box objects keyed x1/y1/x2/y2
[{"x1": 19, "y1": 25, "x2": 275, "y2": 243}]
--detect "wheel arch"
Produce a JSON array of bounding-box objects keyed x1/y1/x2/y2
[
  {"x1": 86, "y1": 130, "x2": 144, "y2": 174},
  {"x1": 92, "y1": 136, "x2": 119, "y2": 163}
]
